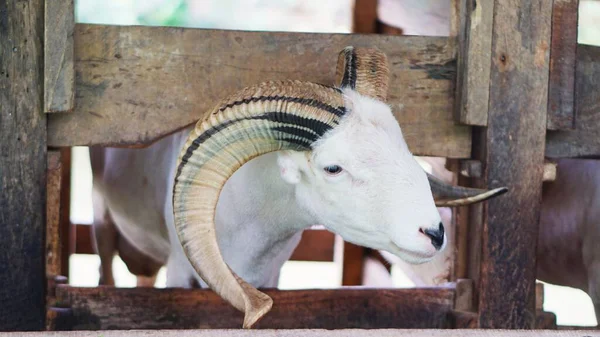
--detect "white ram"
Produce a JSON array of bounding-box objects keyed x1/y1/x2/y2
[{"x1": 90, "y1": 47, "x2": 506, "y2": 327}]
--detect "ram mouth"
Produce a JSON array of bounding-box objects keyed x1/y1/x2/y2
[{"x1": 388, "y1": 241, "x2": 437, "y2": 263}]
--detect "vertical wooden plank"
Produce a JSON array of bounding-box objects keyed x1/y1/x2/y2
[
  {"x1": 59, "y1": 148, "x2": 72, "y2": 278},
  {"x1": 341, "y1": 241, "x2": 366, "y2": 286},
  {"x1": 450, "y1": 0, "x2": 461, "y2": 37},
  {"x1": 478, "y1": 0, "x2": 552, "y2": 329},
  {"x1": 446, "y1": 160, "x2": 470, "y2": 281},
  {"x1": 546, "y1": 0, "x2": 579, "y2": 130},
  {"x1": 454, "y1": 0, "x2": 494, "y2": 126},
  {"x1": 46, "y1": 151, "x2": 62, "y2": 281},
  {"x1": 44, "y1": 0, "x2": 75, "y2": 112},
  {"x1": 454, "y1": 279, "x2": 474, "y2": 312},
  {"x1": 0, "y1": 0, "x2": 47, "y2": 330},
  {"x1": 352, "y1": 0, "x2": 378, "y2": 34},
  {"x1": 46, "y1": 151, "x2": 62, "y2": 330}
]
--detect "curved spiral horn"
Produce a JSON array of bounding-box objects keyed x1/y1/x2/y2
[
  {"x1": 335, "y1": 46, "x2": 508, "y2": 207},
  {"x1": 173, "y1": 80, "x2": 347, "y2": 328}
]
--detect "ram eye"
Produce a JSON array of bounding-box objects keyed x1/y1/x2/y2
[{"x1": 324, "y1": 165, "x2": 343, "y2": 175}]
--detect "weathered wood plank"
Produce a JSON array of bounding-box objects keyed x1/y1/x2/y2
[
  {"x1": 546, "y1": 0, "x2": 579, "y2": 130},
  {"x1": 46, "y1": 151, "x2": 63, "y2": 330},
  {"x1": 44, "y1": 0, "x2": 75, "y2": 112},
  {"x1": 47, "y1": 24, "x2": 470, "y2": 158},
  {"x1": 449, "y1": 310, "x2": 477, "y2": 329},
  {"x1": 10, "y1": 329, "x2": 600, "y2": 337},
  {"x1": 478, "y1": 0, "x2": 552, "y2": 329},
  {"x1": 450, "y1": 310, "x2": 556, "y2": 329},
  {"x1": 546, "y1": 44, "x2": 600, "y2": 158},
  {"x1": 52, "y1": 286, "x2": 455, "y2": 330},
  {"x1": 454, "y1": 0, "x2": 493, "y2": 126},
  {"x1": 59, "y1": 148, "x2": 72, "y2": 277},
  {"x1": 341, "y1": 242, "x2": 366, "y2": 286},
  {"x1": 0, "y1": 0, "x2": 47, "y2": 330},
  {"x1": 46, "y1": 151, "x2": 63, "y2": 281},
  {"x1": 352, "y1": 0, "x2": 378, "y2": 34}
]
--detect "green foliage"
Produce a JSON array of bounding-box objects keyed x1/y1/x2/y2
[{"x1": 136, "y1": 0, "x2": 189, "y2": 27}]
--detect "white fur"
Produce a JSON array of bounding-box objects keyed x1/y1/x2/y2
[{"x1": 91, "y1": 89, "x2": 446, "y2": 289}]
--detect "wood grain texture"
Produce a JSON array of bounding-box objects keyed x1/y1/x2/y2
[
  {"x1": 46, "y1": 151, "x2": 63, "y2": 330},
  {"x1": 46, "y1": 151, "x2": 63, "y2": 280},
  {"x1": 11, "y1": 329, "x2": 600, "y2": 337},
  {"x1": 454, "y1": 279, "x2": 473, "y2": 312},
  {"x1": 478, "y1": 0, "x2": 552, "y2": 329},
  {"x1": 449, "y1": 310, "x2": 477, "y2": 329},
  {"x1": 0, "y1": 0, "x2": 47, "y2": 330},
  {"x1": 44, "y1": 0, "x2": 75, "y2": 112},
  {"x1": 546, "y1": 0, "x2": 579, "y2": 130},
  {"x1": 546, "y1": 44, "x2": 600, "y2": 158},
  {"x1": 450, "y1": 310, "x2": 556, "y2": 329},
  {"x1": 454, "y1": 0, "x2": 493, "y2": 126},
  {"x1": 47, "y1": 24, "x2": 470, "y2": 158},
  {"x1": 52, "y1": 286, "x2": 455, "y2": 330},
  {"x1": 59, "y1": 148, "x2": 72, "y2": 277}
]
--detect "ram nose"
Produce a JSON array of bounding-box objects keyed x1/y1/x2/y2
[{"x1": 420, "y1": 222, "x2": 445, "y2": 250}]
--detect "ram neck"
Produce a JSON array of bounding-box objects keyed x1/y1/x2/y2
[{"x1": 214, "y1": 152, "x2": 315, "y2": 287}]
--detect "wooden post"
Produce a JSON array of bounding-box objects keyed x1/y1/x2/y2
[
  {"x1": 59, "y1": 148, "x2": 72, "y2": 278},
  {"x1": 46, "y1": 151, "x2": 63, "y2": 290},
  {"x1": 0, "y1": 0, "x2": 47, "y2": 331},
  {"x1": 454, "y1": 0, "x2": 494, "y2": 126},
  {"x1": 477, "y1": 0, "x2": 552, "y2": 328},
  {"x1": 44, "y1": 0, "x2": 75, "y2": 112},
  {"x1": 546, "y1": 0, "x2": 579, "y2": 130}
]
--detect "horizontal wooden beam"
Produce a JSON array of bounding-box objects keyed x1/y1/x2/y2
[
  {"x1": 14, "y1": 330, "x2": 600, "y2": 337},
  {"x1": 449, "y1": 310, "x2": 556, "y2": 329},
  {"x1": 48, "y1": 24, "x2": 471, "y2": 158},
  {"x1": 73, "y1": 224, "x2": 336, "y2": 262},
  {"x1": 546, "y1": 44, "x2": 600, "y2": 158},
  {"x1": 51, "y1": 286, "x2": 455, "y2": 330},
  {"x1": 46, "y1": 25, "x2": 600, "y2": 158},
  {"x1": 17, "y1": 329, "x2": 600, "y2": 337}
]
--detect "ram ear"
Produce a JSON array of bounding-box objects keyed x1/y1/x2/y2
[{"x1": 277, "y1": 151, "x2": 307, "y2": 185}]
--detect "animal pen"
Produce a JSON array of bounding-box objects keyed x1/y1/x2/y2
[{"x1": 1, "y1": 0, "x2": 599, "y2": 335}]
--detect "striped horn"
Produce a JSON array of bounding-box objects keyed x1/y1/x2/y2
[
  {"x1": 172, "y1": 80, "x2": 347, "y2": 328},
  {"x1": 335, "y1": 46, "x2": 390, "y2": 102},
  {"x1": 335, "y1": 46, "x2": 508, "y2": 207}
]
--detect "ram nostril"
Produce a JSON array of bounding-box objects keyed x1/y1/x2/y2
[{"x1": 422, "y1": 223, "x2": 445, "y2": 250}]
